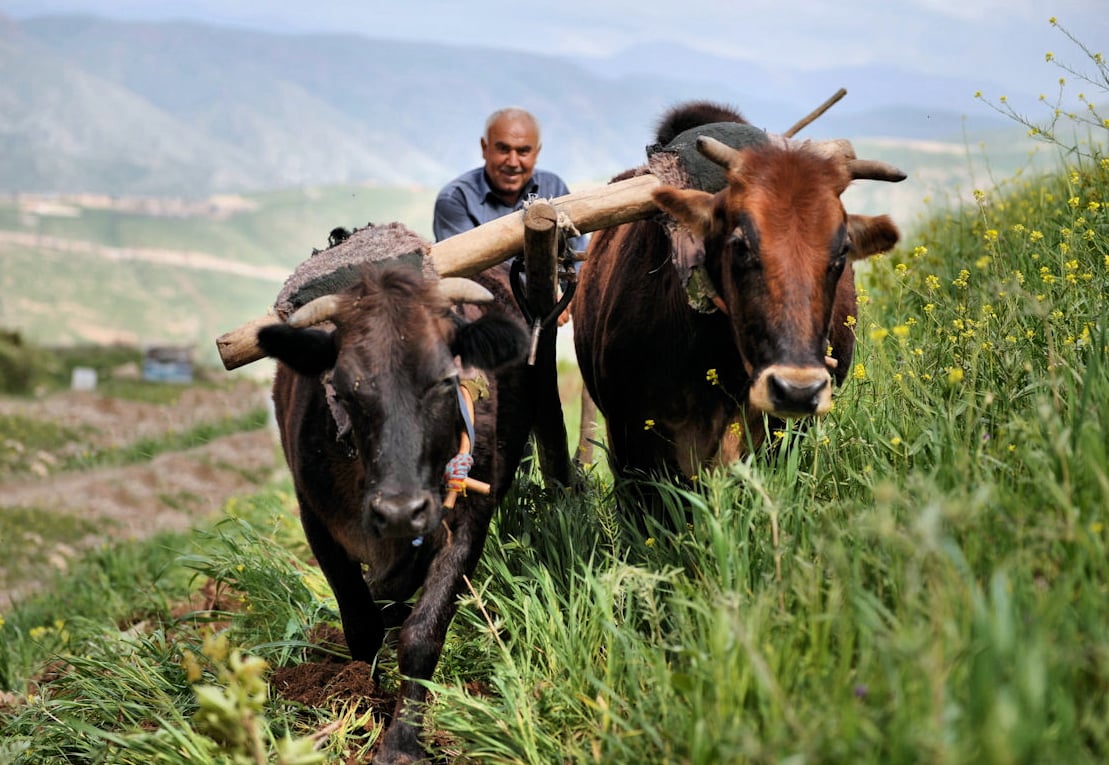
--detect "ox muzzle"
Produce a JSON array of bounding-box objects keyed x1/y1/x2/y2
[
  {"x1": 366, "y1": 488, "x2": 441, "y2": 539},
  {"x1": 749, "y1": 364, "x2": 833, "y2": 418}
]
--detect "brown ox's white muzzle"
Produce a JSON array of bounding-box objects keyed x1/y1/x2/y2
[{"x1": 749, "y1": 365, "x2": 833, "y2": 417}]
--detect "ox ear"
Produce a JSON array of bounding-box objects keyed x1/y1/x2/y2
[
  {"x1": 848, "y1": 214, "x2": 901, "y2": 260},
  {"x1": 451, "y1": 312, "x2": 529, "y2": 372},
  {"x1": 257, "y1": 324, "x2": 338, "y2": 376},
  {"x1": 652, "y1": 187, "x2": 717, "y2": 237}
]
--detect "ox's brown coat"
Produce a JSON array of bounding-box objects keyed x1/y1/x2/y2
[{"x1": 573, "y1": 103, "x2": 900, "y2": 490}]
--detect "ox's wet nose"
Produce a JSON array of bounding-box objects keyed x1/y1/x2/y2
[
  {"x1": 751, "y1": 365, "x2": 833, "y2": 417},
  {"x1": 369, "y1": 491, "x2": 438, "y2": 537}
]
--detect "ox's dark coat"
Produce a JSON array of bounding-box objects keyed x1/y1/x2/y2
[
  {"x1": 258, "y1": 263, "x2": 533, "y2": 764},
  {"x1": 573, "y1": 102, "x2": 900, "y2": 492}
]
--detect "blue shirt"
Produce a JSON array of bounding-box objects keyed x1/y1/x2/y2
[{"x1": 433, "y1": 167, "x2": 589, "y2": 253}]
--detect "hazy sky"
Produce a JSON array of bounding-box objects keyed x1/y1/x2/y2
[{"x1": 3, "y1": 0, "x2": 1106, "y2": 107}]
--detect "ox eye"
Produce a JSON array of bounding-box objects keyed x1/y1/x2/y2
[
  {"x1": 426, "y1": 377, "x2": 456, "y2": 398},
  {"x1": 727, "y1": 226, "x2": 759, "y2": 268}
]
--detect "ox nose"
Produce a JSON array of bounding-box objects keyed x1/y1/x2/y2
[
  {"x1": 758, "y1": 366, "x2": 832, "y2": 416},
  {"x1": 369, "y1": 491, "x2": 438, "y2": 537}
]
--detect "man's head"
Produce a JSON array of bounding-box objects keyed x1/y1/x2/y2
[{"x1": 481, "y1": 108, "x2": 541, "y2": 206}]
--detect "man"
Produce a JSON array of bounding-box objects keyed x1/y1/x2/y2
[
  {"x1": 432, "y1": 107, "x2": 587, "y2": 253},
  {"x1": 433, "y1": 107, "x2": 592, "y2": 473}
]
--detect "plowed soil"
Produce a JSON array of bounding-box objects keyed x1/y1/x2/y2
[{"x1": 0, "y1": 378, "x2": 280, "y2": 608}]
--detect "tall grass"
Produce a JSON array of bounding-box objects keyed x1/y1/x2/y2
[{"x1": 2, "y1": 26, "x2": 1107, "y2": 764}]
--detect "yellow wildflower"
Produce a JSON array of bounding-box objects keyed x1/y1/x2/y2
[
  {"x1": 182, "y1": 650, "x2": 203, "y2": 683},
  {"x1": 643, "y1": 419, "x2": 656, "y2": 431}
]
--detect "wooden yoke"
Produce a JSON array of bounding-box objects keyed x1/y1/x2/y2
[{"x1": 215, "y1": 173, "x2": 662, "y2": 370}]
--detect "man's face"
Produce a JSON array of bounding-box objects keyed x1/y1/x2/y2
[{"x1": 481, "y1": 115, "x2": 540, "y2": 204}]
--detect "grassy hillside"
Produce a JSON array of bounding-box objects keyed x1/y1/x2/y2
[{"x1": 0, "y1": 184, "x2": 437, "y2": 368}]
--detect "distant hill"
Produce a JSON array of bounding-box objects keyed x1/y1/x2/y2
[{"x1": 1, "y1": 14, "x2": 1015, "y2": 198}]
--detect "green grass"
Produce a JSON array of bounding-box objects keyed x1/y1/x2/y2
[{"x1": 0, "y1": 507, "x2": 103, "y2": 597}]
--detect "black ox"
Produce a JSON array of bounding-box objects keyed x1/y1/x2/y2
[{"x1": 257, "y1": 263, "x2": 533, "y2": 764}]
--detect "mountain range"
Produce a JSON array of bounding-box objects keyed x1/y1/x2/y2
[{"x1": 0, "y1": 13, "x2": 1016, "y2": 198}]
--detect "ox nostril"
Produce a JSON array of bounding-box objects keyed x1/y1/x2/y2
[
  {"x1": 370, "y1": 492, "x2": 438, "y2": 536},
  {"x1": 768, "y1": 374, "x2": 828, "y2": 413}
]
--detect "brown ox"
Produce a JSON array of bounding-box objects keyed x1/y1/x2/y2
[
  {"x1": 257, "y1": 263, "x2": 533, "y2": 765},
  {"x1": 573, "y1": 102, "x2": 904, "y2": 492}
]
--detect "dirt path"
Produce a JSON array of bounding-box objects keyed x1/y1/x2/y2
[{"x1": 0, "y1": 380, "x2": 282, "y2": 608}]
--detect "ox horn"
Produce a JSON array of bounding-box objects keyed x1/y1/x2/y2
[
  {"x1": 845, "y1": 159, "x2": 907, "y2": 183},
  {"x1": 287, "y1": 294, "x2": 342, "y2": 328},
  {"x1": 438, "y1": 277, "x2": 494, "y2": 304},
  {"x1": 285, "y1": 279, "x2": 491, "y2": 330},
  {"x1": 806, "y1": 138, "x2": 907, "y2": 183},
  {"x1": 696, "y1": 135, "x2": 747, "y2": 171}
]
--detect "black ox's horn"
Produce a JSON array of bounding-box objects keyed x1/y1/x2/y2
[{"x1": 285, "y1": 278, "x2": 494, "y2": 329}]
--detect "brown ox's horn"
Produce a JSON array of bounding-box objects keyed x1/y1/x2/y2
[
  {"x1": 696, "y1": 135, "x2": 747, "y2": 170},
  {"x1": 805, "y1": 138, "x2": 907, "y2": 183},
  {"x1": 845, "y1": 159, "x2": 907, "y2": 183},
  {"x1": 437, "y1": 277, "x2": 494, "y2": 304},
  {"x1": 287, "y1": 294, "x2": 342, "y2": 328}
]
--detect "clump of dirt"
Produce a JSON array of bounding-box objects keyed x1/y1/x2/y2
[
  {"x1": 272, "y1": 626, "x2": 392, "y2": 713},
  {"x1": 272, "y1": 660, "x2": 388, "y2": 712}
]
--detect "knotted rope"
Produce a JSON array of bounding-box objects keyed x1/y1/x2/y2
[{"x1": 442, "y1": 379, "x2": 490, "y2": 510}]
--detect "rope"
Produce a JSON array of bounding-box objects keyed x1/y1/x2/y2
[{"x1": 444, "y1": 452, "x2": 475, "y2": 493}]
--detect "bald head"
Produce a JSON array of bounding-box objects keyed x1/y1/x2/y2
[{"x1": 483, "y1": 108, "x2": 542, "y2": 145}]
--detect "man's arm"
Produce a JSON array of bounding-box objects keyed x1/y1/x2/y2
[{"x1": 433, "y1": 189, "x2": 478, "y2": 242}]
